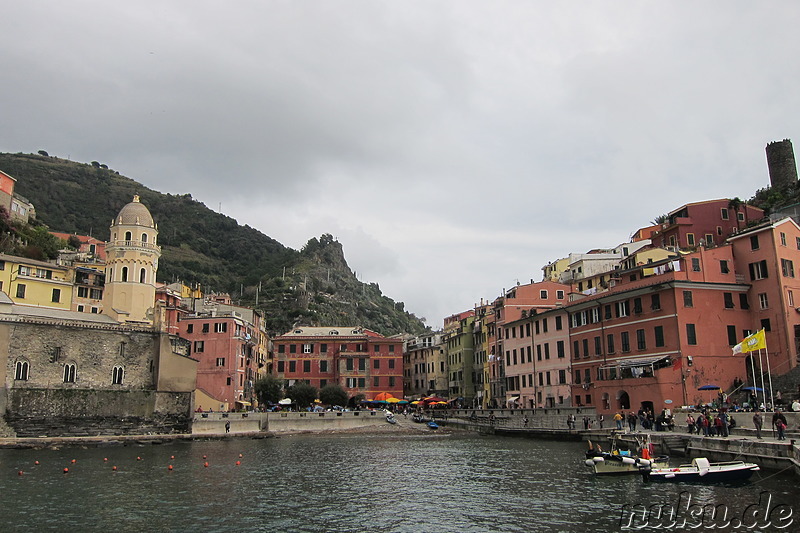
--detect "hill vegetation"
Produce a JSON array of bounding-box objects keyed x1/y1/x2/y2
[{"x1": 0, "y1": 152, "x2": 429, "y2": 336}]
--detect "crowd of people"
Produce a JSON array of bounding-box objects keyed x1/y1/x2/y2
[{"x1": 609, "y1": 408, "x2": 675, "y2": 432}]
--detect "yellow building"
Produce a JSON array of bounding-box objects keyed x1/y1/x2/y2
[
  {"x1": 102, "y1": 196, "x2": 161, "y2": 324},
  {"x1": 0, "y1": 253, "x2": 73, "y2": 310}
]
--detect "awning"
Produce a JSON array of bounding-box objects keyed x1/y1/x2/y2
[
  {"x1": 236, "y1": 401, "x2": 251, "y2": 406},
  {"x1": 507, "y1": 396, "x2": 519, "y2": 402},
  {"x1": 600, "y1": 355, "x2": 669, "y2": 370}
]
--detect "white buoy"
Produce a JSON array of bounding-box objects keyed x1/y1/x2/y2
[
  {"x1": 637, "y1": 458, "x2": 651, "y2": 467},
  {"x1": 592, "y1": 456, "x2": 604, "y2": 463},
  {"x1": 621, "y1": 457, "x2": 636, "y2": 465},
  {"x1": 665, "y1": 473, "x2": 676, "y2": 479},
  {"x1": 585, "y1": 459, "x2": 596, "y2": 467}
]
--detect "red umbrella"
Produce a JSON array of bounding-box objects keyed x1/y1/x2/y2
[{"x1": 422, "y1": 396, "x2": 447, "y2": 404}]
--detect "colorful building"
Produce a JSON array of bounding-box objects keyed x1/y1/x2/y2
[
  {"x1": 273, "y1": 326, "x2": 403, "y2": 402},
  {"x1": 443, "y1": 311, "x2": 475, "y2": 406},
  {"x1": 567, "y1": 247, "x2": 752, "y2": 414},
  {"x1": 0, "y1": 253, "x2": 73, "y2": 311},
  {"x1": 728, "y1": 217, "x2": 800, "y2": 377},
  {"x1": 651, "y1": 198, "x2": 764, "y2": 251}
]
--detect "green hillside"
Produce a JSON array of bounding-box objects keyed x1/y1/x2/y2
[{"x1": 0, "y1": 152, "x2": 429, "y2": 336}]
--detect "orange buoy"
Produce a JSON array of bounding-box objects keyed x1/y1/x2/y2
[
  {"x1": 202, "y1": 455, "x2": 207, "y2": 459},
  {"x1": 235, "y1": 460, "x2": 241, "y2": 466},
  {"x1": 18, "y1": 470, "x2": 24, "y2": 476},
  {"x1": 112, "y1": 466, "x2": 118, "y2": 471},
  {"x1": 238, "y1": 453, "x2": 243, "y2": 458},
  {"x1": 168, "y1": 465, "x2": 174, "y2": 471},
  {"x1": 103, "y1": 458, "x2": 108, "y2": 462},
  {"x1": 136, "y1": 456, "x2": 142, "y2": 461},
  {"x1": 34, "y1": 460, "x2": 40, "y2": 465},
  {"x1": 203, "y1": 462, "x2": 209, "y2": 468},
  {"x1": 71, "y1": 459, "x2": 77, "y2": 464},
  {"x1": 63, "y1": 468, "x2": 69, "y2": 474},
  {"x1": 170, "y1": 455, "x2": 175, "y2": 460}
]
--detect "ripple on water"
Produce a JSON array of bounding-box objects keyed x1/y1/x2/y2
[{"x1": 1, "y1": 434, "x2": 797, "y2": 532}]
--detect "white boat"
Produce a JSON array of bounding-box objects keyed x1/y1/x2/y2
[
  {"x1": 642, "y1": 457, "x2": 760, "y2": 483},
  {"x1": 584, "y1": 436, "x2": 668, "y2": 475}
]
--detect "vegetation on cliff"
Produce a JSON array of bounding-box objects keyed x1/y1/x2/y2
[{"x1": 0, "y1": 152, "x2": 428, "y2": 336}]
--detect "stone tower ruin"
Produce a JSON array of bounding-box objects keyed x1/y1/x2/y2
[{"x1": 765, "y1": 139, "x2": 798, "y2": 190}]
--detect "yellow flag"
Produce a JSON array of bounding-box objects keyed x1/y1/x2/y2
[{"x1": 741, "y1": 330, "x2": 766, "y2": 353}]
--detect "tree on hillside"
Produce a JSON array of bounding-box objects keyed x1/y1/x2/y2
[
  {"x1": 254, "y1": 375, "x2": 284, "y2": 406},
  {"x1": 16, "y1": 224, "x2": 63, "y2": 260},
  {"x1": 287, "y1": 381, "x2": 318, "y2": 409},
  {"x1": 319, "y1": 383, "x2": 348, "y2": 407}
]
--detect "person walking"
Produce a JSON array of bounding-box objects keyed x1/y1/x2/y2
[
  {"x1": 752, "y1": 410, "x2": 763, "y2": 439},
  {"x1": 773, "y1": 409, "x2": 787, "y2": 440},
  {"x1": 613, "y1": 412, "x2": 623, "y2": 430}
]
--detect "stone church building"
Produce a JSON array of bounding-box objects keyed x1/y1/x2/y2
[{"x1": 1, "y1": 196, "x2": 197, "y2": 437}]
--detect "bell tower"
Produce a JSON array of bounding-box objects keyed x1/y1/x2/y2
[{"x1": 102, "y1": 195, "x2": 160, "y2": 324}]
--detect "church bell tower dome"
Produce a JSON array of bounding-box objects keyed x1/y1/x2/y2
[{"x1": 102, "y1": 195, "x2": 161, "y2": 324}]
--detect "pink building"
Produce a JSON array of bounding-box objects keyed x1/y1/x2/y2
[
  {"x1": 652, "y1": 199, "x2": 764, "y2": 250},
  {"x1": 729, "y1": 217, "x2": 800, "y2": 377},
  {"x1": 179, "y1": 312, "x2": 261, "y2": 411},
  {"x1": 495, "y1": 281, "x2": 571, "y2": 408},
  {"x1": 273, "y1": 327, "x2": 404, "y2": 402},
  {"x1": 568, "y1": 247, "x2": 752, "y2": 415}
]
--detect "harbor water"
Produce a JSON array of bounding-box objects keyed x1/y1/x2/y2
[{"x1": 1, "y1": 432, "x2": 797, "y2": 532}]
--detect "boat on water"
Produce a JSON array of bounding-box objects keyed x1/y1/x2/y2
[
  {"x1": 412, "y1": 413, "x2": 424, "y2": 423},
  {"x1": 427, "y1": 421, "x2": 439, "y2": 430},
  {"x1": 584, "y1": 436, "x2": 668, "y2": 475},
  {"x1": 642, "y1": 457, "x2": 760, "y2": 483}
]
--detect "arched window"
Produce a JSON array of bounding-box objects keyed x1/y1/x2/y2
[
  {"x1": 125, "y1": 231, "x2": 132, "y2": 241},
  {"x1": 140, "y1": 268, "x2": 147, "y2": 283},
  {"x1": 112, "y1": 366, "x2": 125, "y2": 385},
  {"x1": 14, "y1": 360, "x2": 29, "y2": 381},
  {"x1": 121, "y1": 267, "x2": 128, "y2": 282},
  {"x1": 141, "y1": 233, "x2": 148, "y2": 243},
  {"x1": 63, "y1": 363, "x2": 76, "y2": 383}
]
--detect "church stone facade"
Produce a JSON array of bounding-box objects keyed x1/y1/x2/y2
[{"x1": 1, "y1": 197, "x2": 197, "y2": 438}]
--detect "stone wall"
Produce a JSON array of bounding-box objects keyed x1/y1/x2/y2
[
  {"x1": 4, "y1": 388, "x2": 192, "y2": 437},
  {"x1": 1, "y1": 318, "x2": 196, "y2": 437},
  {"x1": 5, "y1": 322, "x2": 158, "y2": 391}
]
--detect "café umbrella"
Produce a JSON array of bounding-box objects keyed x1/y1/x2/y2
[{"x1": 374, "y1": 392, "x2": 395, "y2": 402}]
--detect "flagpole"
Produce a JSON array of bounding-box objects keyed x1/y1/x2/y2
[
  {"x1": 758, "y1": 347, "x2": 768, "y2": 410},
  {"x1": 748, "y1": 353, "x2": 757, "y2": 405},
  {"x1": 764, "y1": 331, "x2": 775, "y2": 410}
]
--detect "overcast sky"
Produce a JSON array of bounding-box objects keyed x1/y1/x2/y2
[{"x1": 2, "y1": 2, "x2": 799, "y2": 327}]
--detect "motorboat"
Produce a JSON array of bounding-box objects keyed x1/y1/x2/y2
[
  {"x1": 584, "y1": 436, "x2": 668, "y2": 475},
  {"x1": 642, "y1": 457, "x2": 760, "y2": 483},
  {"x1": 427, "y1": 421, "x2": 439, "y2": 430}
]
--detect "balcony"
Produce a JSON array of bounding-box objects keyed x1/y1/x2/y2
[{"x1": 106, "y1": 240, "x2": 161, "y2": 253}]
